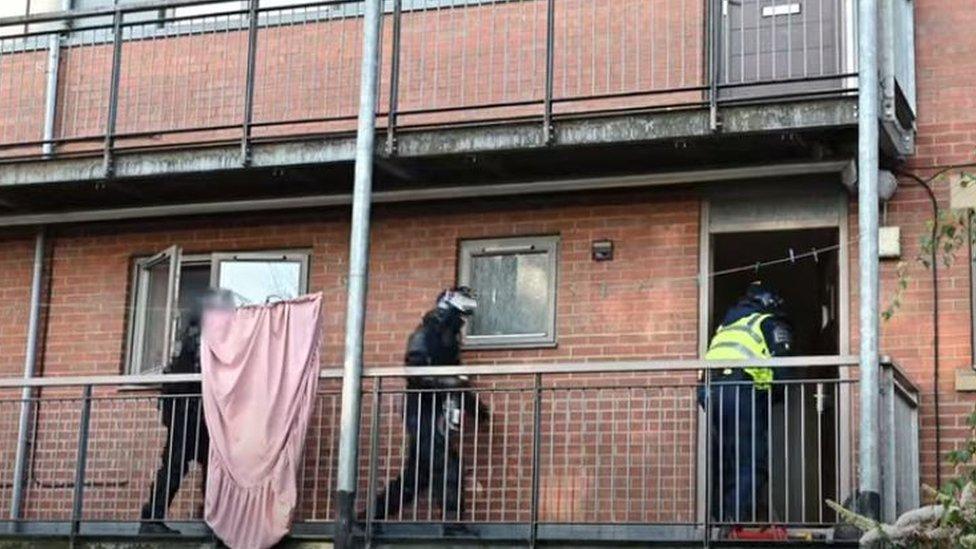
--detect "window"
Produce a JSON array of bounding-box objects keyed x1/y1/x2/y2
[
  {"x1": 127, "y1": 247, "x2": 310, "y2": 375},
  {"x1": 457, "y1": 236, "x2": 559, "y2": 349}
]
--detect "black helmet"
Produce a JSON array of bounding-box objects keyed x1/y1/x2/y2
[
  {"x1": 744, "y1": 281, "x2": 784, "y2": 312},
  {"x1": 436, "y1": 286, "x2": 477, "y2": 315}
]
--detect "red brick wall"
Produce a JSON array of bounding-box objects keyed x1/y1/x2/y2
[
  {"x1": 7, "y1": 189, "x2": 702, "y2": 522},
  {"x1": 1, "y1": 0, "x2": 704, "y2": 156},
  {"x1": 875, "y1": 0, "x2": 976, "y2": 489}
]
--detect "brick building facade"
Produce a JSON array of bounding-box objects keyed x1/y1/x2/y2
[{"x1": 0, "y1": 0, "x2": 970, "y2": 544}]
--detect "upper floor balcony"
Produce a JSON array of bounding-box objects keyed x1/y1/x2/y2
[{"x1": 0, "y1": 0, "x2": 915, "y2": 213}]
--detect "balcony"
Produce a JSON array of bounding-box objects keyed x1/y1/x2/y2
[
  {"x1": 0, "y1": 357, "x2": 919, "y2": 546},
  {"x1": 0, "y1": 0, "x2": 884, "y2": 199}
]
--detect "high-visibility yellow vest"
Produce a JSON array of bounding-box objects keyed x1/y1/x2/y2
[{"x1": 705, "y1": 312, "x2": 775, "y2": 390}]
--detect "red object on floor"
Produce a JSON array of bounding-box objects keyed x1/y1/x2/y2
[{"x1": 726, "y1": 526, "x2": 790, "y2": 541}]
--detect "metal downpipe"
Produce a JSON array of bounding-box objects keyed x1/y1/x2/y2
[
  {"x1": 857, "y1": 0, "x2": 882, "y2": 519},
  {"x1": 335, "y1": 0, "x2": 383, "y2": 547},
  {"x1": 41, "y1": 0, "x2": 70, "y2": 157},
  {"x1": 10, "y1": 228, "x2": 46, "y2": 523}
]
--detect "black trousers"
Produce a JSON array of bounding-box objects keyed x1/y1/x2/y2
[
  {"x1": 141, "y1": 396, "x2": 209, "y2": 521},
  {"x1": 373, "y1": 396, "x2": 464, "y2": 521}
]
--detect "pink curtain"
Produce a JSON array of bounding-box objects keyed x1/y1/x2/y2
[{"x1": 201, "y1": 293, "x2": 322, "y2": 549}]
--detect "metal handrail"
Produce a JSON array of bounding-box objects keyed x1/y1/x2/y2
[{"x1": 0, "y1": 355, "x2": 863, "y2": 388}]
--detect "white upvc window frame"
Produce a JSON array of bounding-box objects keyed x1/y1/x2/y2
[
  {"x1": 127, "y1": 245, "x2": 183, "y2": 376},
  {"x1": 457, "y1": 235, "x2": 559, "y2": 350},
  {"x1": 125, "y1": 247, "x2": 310, "y2": 375},
  {"x1": 209, "y1": 250, "x2": 310, "y2": 306}
]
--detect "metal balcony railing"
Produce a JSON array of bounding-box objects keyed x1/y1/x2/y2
[
  {"x1": 0, "y1": 0, "x2": 859, "y2": 164},
  {"x1": 0, "y1": 356, "x2": 916, "y2": 544}
]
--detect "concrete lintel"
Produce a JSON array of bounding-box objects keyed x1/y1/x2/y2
[{"x1": 0, "y1": 99, "x2": 857, "y2": 188}]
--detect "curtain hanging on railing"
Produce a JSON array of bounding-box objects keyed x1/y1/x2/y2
[{"x1": 201, "y1": 293, "x2": 323, "y2": 549}]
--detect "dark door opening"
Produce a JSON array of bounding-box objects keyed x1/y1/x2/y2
[
  {"x1": 711, "y1": 228, "x2": 839, "y2": 356},
  {"x1": 710, "y1": 227, "x2": 841, "y2": 522}
]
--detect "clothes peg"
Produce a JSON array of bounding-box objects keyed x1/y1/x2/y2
[
  {"x1": 811, "y1": 247, "x2": 819, "y2": 263},
  {"x1": 789, "y1": 248, "x2": 796, "y2": 264}
]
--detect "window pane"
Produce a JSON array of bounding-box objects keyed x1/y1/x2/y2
[
  {"x1": 217, "y1": 260, "x2": 302, "y2": 305},
  {"x1": 468, "y1": 252, "x2": 549, "y2": 337},
  {"x1": 139, "y1": 260, "x2": 172, "y2": 373}
]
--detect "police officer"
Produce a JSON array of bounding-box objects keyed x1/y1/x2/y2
[
  {"x1": 703, "y1": 281, "x2": 793, "y2": 525},
  {"x1": 372, "y1": 287, "x2": 481, "y2": 522},
  {"x1": 139, "y1": 289, "x2": 234, "y2": 535}
]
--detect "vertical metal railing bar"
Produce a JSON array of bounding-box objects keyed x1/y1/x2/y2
[
  {"x1": 399, "y1": 392, "x2": 409, "y2": 522},
  {"x1": 751, "y1": 385, "x2": 756, "y2": 523},
  {"x1": 592, "y1": 389, "x2": 601, "y2": 522},
  {"x1": 656, "y1": 388, "x2": 663, "y2": 521},
  {"x1": 546, "y1": 385, "x2": 555, "y2": 522},
  {"x1": 501, "y1": 392, "x2": 510, "y2": 522},
  {"x1": 542, "y1": 0, "x2": 555, "y2": 145},
  {"x1": 456, "y1": 391, "x2": 465, "y2": 521},
  {"x1": 69, "y1": 385, "x2": 93, "y2": 544},
  {"x1": 382, "y1": 389, "x2": 395, "y2": 522},
  {"x1": 767, "y1": 382, "x2": 773, "y2": 522},
  {"x1": 784, "y1": 385, "x2": 790, "y2": 522},
  {"x1": 441, "y1": 389, "x2": 450, "y2": 522},
  {"x1": 702, "y1": 368, "x2": 712, "y2": 545},
  {"x1": 101, "y1": 9, "x2": 123, "y2": 177},
  {"x1": 385, "y1": 0, "x2": 401, "y2": 155},
  {"x1": 801, "y1": 383, "x2": 807, "y2": 522},
  {"x1": 608, "y1": 391, "x2": 616, "y2": 522},
  {"x1": 471, "y1": 393, "x2": 481, "y2": 521},
  {"x1": 529, "y1": 374, "x2": 542, "y2": 546},
  {"x1": 326, "y1": 393, "x2": 338, "y2": 520},
  {"x1": 707, "y1": 0, "x2": 720, "y2": 131},
  {"x1": 364, "y1": 379, "x2": 381, "y2": 544},
  {"x1": 563, "y1": 390, "x2": 571, "y2": 522},
  {"x1": 733, "y1": 384, "x2": 740, "y2": 521},
  {"x1": 641, "y1": 388, "x2": 649, "y2": 522},
  {"x1": 311, "y1": 394, "x2": 324, "y2": 519},
  {"x1": 239, "y1": 0, "x2": 259, "y2": 166},
  {"x1": 834, "y1": 385, "x2": 840, "y2": 522},
  {"x1": 626, "y1": 388, "x2": 633, "y2": 520},
  {"x1": 517, "y1": 391, "x2": 526, "y2": 521},
  {"x1": 717, "y1": 386, "x2": 723, "y2": 524},
  {"x1": 817, "y1": 382, "x2": 824, "y2": 523},
  {"x1": 486, "y1": 392, "x2": 495, "y2": 522},
  {"x1": 426, "y1": 390, "x2": 435, "y2": 521}
]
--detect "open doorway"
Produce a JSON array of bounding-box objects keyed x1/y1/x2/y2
[
  {"x1": 709, "y1": 227, "x2": 842, "y2": 523},
  {"x1": 711, "y1": 228, "x2": 839, "y2": 356}
]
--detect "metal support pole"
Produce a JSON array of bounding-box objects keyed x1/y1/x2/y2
[
  {"x1": 335, "y1": 1, "x2": 383, "y2": 547},
  {"x1": 240, "y1": 0, "x2": 260, "y2": 166},
  {"x1": 102, "y1": 9, "x2": 123, "y2": 177},
  {"x1": 857, "y1": 0, "x2": 882, "y2": 520},
  {"x1": 69, "y1": 384, "x2": 93, "y2": 546},
  {"x1": 10, "y1": 228, "x2": 46, "y2": 523}
]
